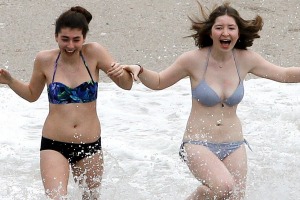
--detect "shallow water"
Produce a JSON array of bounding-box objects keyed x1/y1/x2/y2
[{"x1": 0, "y1": 78, "x2": 299, "y2": 199}]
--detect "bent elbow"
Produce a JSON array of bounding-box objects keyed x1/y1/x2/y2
[
  {"x1": 152, "y1": 87, "x2": 161, "y2": 91},
  {"x1": 152, "y1": 84, "x2": 165, "y2": 91},
  {"x1": 123, "y1": 85, "x2": 132, "y2": 90},
  {"x1": 25, "y1": 94, "x2": 40, "y2": 103},
  {"x1": 120, "y1": 83, "x2": 133, "y2": 90},
  {"x1": 27, "y1": 97, "x2": 38, "y2": 103}
]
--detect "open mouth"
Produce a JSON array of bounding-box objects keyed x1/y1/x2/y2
[
  {"x1": 220, "y1": 39, "x2": 231, "y2": 45},
  {"x1": 65, "y1": 49, "x2": 76, "y2": 54},
  {"x1": 220, "y1": 39, "x2": 231, "y2": 48}
]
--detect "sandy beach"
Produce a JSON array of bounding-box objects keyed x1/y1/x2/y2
[
  {"x1": 1, "y1": 0, "x2": 300, "y2": 82},
  {"x1": 1, "y1": 1, "x2": 300, "y2": 199}
]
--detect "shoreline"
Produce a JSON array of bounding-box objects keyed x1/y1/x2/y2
[{"x1": 1, "y1": 0, "x2": 300, "y2": 83}]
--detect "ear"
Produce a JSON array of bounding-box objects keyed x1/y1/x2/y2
[
  {"x1": 55, "y1": 34, "x2": 58, "y2": 43},
  {"x1": 209, "y1": 28, "x2": 212, "y2": 38}
]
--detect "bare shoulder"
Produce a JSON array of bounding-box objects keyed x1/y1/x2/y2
[
  {"x1": 82, "y1": 42, "x2": 112, "y2": 60},
  {"x1": 32, "y1": 49, "x2": 60, "y2": 80},
  {"x1": 177, "y1": 48, "x2": 201, "y2": 63},
  {"x1": 179, "y1": 48, "x2": 207, "y2": 61},
  {"x1": 35, "y1": 49, "x2": 60, "y2": 65},
  {"x1": 176, "y1": 48, "x2": 209, "y2": 71},
  {"x1": 82, "y1": 42, "x2": 114, "y2": 70},
  {"x1": 234, "y1": 48, "x2": 264, "y2": 70},
  {"x1": 235, "y1": 49, "x2": 262, "y2": 61},
  {"x1": 82, "y1": 42, "x2": 107, "y2": 55}
]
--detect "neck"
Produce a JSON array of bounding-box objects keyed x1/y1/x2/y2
[
  {"x1": 210, "y1": 48, "x2": 233, "y2": 62},
  {"x1": 60, "y1": 51, "x2": 82, "y2": 65},
  {"x1": 210, "y1": 48, "x2": 233, "y2": 68}
]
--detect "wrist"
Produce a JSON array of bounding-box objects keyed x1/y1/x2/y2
[
  {"x1": 7, "y1": 77, "x2": 14, "y2": 86},
  {"x1": 136, "y1": 64, "x2": 144, "y2": 77}
]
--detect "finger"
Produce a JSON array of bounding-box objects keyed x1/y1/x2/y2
[
  {"x1": 108, "y1": 67, "x2": 123, "y2": 78},
  {"x1": 132, "y1": 73, "x2": 139, "y2": 81},
  {"x1": 107, "y1": 63, "x2": 118, "y2": 74},
  {"x1": 117, "y1": 68, "x2": 125, "y2": 78},
  {"x1": 111, "y1": 63, "x2": 116, "y2": 68}
]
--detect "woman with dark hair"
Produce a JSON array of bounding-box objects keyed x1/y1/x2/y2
[
  {"x1": 124, "y1": 2, "x2": 300, "y2": 199},
  {"x1": 0, "y1": 6, "x2": 133, "y2": 199}
]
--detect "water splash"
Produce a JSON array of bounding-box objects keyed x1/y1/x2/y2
[{"x1": 2, "y1": 61, "x2": 9, "y2": 69}]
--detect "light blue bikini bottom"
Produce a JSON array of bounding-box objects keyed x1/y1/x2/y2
[{"x1": 179, "y1": 139, "x2": 252, "y2": 161}]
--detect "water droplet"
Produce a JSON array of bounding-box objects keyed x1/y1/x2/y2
[{"x1": 3, "y1": 61, "x2": 9, "y2": 69}]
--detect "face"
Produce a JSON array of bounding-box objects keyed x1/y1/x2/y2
[
  {"x1": 55, "y1": 27, "x2": 85, "y2": 55},
  {"x1": 210, "y1": 15, "x2": 239, "y2": 51}
]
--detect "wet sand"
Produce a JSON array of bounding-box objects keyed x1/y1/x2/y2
[{"x1": 1, "y1": 0, "x2": 300, "y2": 82}]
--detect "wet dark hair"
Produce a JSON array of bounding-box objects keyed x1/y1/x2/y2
[
  {"x1": 188, "y1": 1, "x2": 263, "y2": 49},
  {"x1": 55, "y1": 6, "x2": 92, "y2": 38}
]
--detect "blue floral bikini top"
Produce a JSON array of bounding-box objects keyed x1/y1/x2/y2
[{"x1": 47, "y1": 52, "x2": 98, "y2": 104}]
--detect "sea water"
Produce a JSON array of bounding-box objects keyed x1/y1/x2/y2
[{"x1": 0, "y1": 78, "x2": 299, "y2": 200}]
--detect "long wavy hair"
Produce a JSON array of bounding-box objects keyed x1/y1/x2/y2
[{"x1": 188, "y1": 1, "x2": 263, "y2": 49}]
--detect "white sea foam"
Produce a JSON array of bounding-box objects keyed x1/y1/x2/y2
[{"x1": 0, "y1": 78, "x2": 299, "y2": 199}]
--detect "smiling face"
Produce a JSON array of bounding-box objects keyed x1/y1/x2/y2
[
  {"x1": 210, "y1": 15, "x2": 239, "y2": 51},
  {"x1": 55, "y1": 27, "x2": 85, "y2": 55}
]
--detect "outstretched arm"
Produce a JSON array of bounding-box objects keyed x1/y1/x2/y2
[
  {"x1": 123, "y1": 52, "x2": 190, "y2": 90},
  {"x1": 0, "y1": 53, "x2": 46, "y2": 102},
  {"x1": 248, "y1": 50, "x2": 300, "y2": 83}
]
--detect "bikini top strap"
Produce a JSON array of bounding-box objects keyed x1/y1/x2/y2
[
  {"x1": 202, "y1": 47, "x2": 212, "y2": 79},
  {"x1": 80, "y1": 51, "x2": 95, "y2": 83},
  {"x1": 232, "y1": 49, "x2": 241, "y2": 81},
  {"x1": 51, "y1": 52, "x2": 61, "y2": 83}
]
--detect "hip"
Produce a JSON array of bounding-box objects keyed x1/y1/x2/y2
[
  {"x1": 42, "y1": 117, "x2": 101, "y2": 143},
  {"x1": 183, "y1": 126, "x2": 244, "y2": 143}
]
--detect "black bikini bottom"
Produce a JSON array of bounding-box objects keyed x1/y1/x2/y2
[{"x1": 40, "y1": 136, "x2": 102, "y2": 164}]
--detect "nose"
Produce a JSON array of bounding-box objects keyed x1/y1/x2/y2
[
  {"x1": 67, "y1": 41, "x2": 75, "y2": 49},
  {"x1": 222, "y1": 28, "x2": 229, "y2": 36}
]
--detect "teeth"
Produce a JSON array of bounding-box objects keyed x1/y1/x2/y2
[{"x1": 220, "y1": 40, "x2": 231, "y2": 43}]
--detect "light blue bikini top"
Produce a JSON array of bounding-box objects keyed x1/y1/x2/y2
[{"x1": 192, "y1": 49, "x2": 244, "y2": 107}]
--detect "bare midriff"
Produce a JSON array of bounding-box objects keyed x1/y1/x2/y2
[
  {"x1": 183, "y1": 99, "x2": 243, "y2": 143},
  {"x1": 42, "y1": 101, "x2": 101, "y2": 143}
]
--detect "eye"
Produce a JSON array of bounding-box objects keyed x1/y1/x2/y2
[
  {"x1": 61, "y1": 37, "x2": 69, "y2": 42},
  {"x1": 229, "y1": 25, "x2": 237, "y2": 30},
  {"x1": 73, "y1": 38, "x2": 82, "y2": 42},
  {"x1": 215, "y1": 26, "x2": 223, "y2": 30}
]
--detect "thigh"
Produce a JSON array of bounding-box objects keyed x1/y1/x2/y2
[
  {"x1": 184, "y1": 143, "x2": 234, "y2": 188},
  {"x1": 40, "y1": 150, "x2": 70, "y2": 198},
  {"x1": 223, "y1": 145, "x2": 248, "y2": 198},
  {"x1": 72, "y1": 151, "x2": 104, "y2": 189}
]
